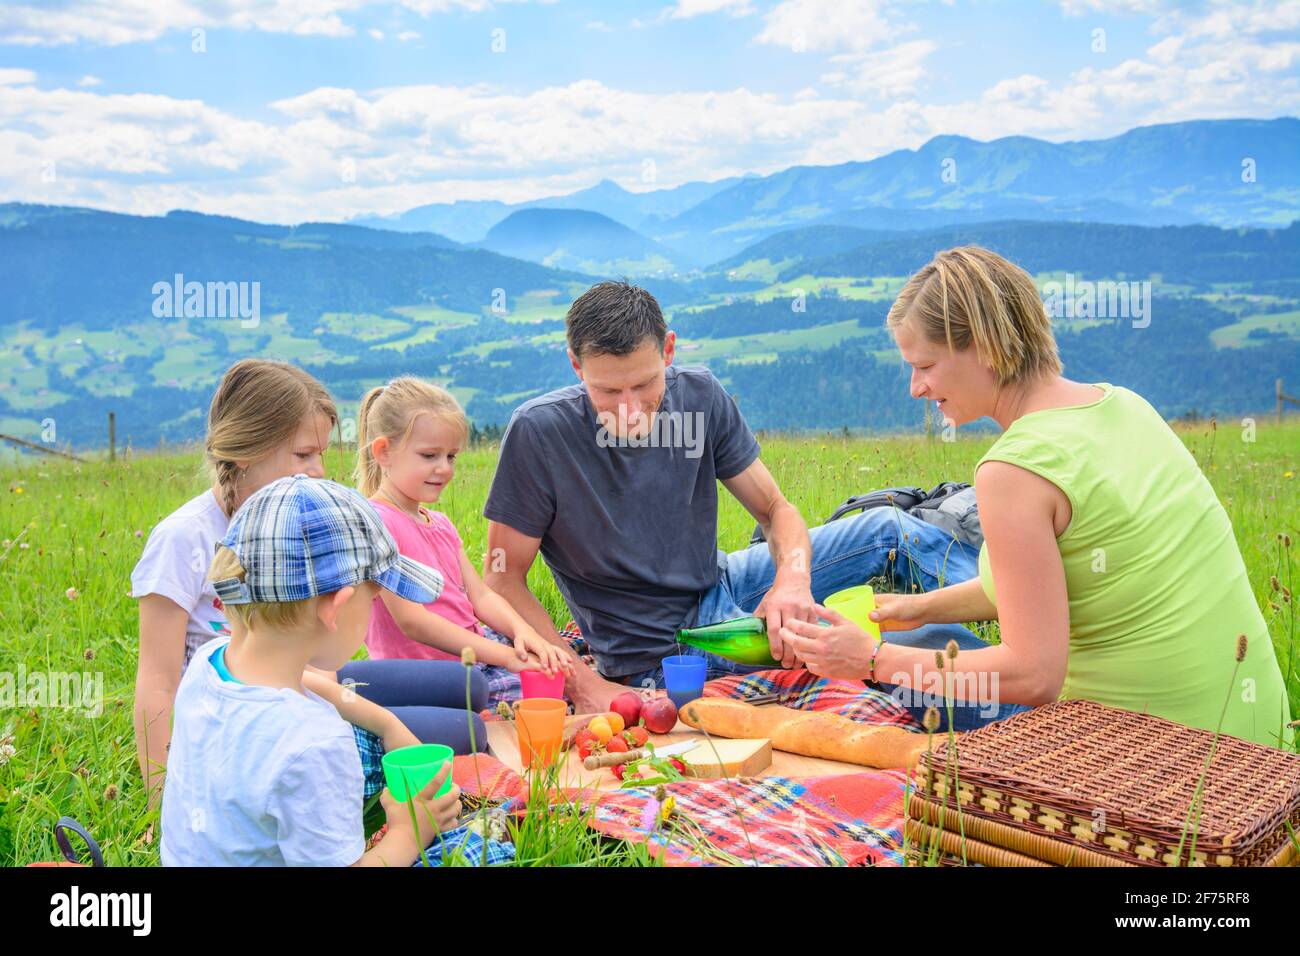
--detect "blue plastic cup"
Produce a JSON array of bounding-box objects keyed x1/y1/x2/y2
[{"x1": 662, "y1": 654, "x2": 707, "y2": 711}]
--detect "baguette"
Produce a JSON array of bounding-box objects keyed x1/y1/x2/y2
[{"x1": 679, "y1": 698, "x2": 948, "y2": 769}]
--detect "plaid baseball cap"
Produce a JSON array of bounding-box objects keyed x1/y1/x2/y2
[{"x1": 212, "y1": 474, "x2": 443, "y2": 607}]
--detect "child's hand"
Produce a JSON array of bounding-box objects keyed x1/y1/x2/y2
[
  {"x1": 510, "y1": 626, "x2": 574, "y2": 677},
  {"x1": 381, "y1": 763, "x2": 463, "y2": 847}
]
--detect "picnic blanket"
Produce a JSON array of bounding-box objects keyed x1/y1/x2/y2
[
  {"x1": 452, "y1": 621, "x2": 921, "y2": 865},
  {"x1": 703, "y1": 667, "x2": 924, "y2": 730}
]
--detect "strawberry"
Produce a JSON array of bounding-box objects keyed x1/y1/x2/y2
[
  {"x1": 606, "y1": 735, "x2": 629, "y2": 754},
  {"x1": 611, "y1": 763, "x2": 626, "y2": 781},
  {"x1": 574, "y1": 728, "x2": 596, "y2": 751},
  {"x1": 668, "y1": 758, "x2": 686, "y2": 774},
  {"x1": 624, "y1": 726, "x2": 649, "y2": 748}
]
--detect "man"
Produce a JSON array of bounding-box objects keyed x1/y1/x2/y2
[{"x1": 483, "y1": 280, "x2": 979, "y2": 714}]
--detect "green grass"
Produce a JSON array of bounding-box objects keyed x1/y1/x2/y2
[
  {"x1": 1, "y1": 421, "x2": 1296, "y2": 866},
  {"x1": 1210, "y1": 309, "x2": 1300, "y2": 349}
]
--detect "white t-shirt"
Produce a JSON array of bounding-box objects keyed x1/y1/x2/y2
[
  {"x1": 131, "y1": 489, "x2": 232, "y2": 672},
  {"x1": 160, "y1": 637, "x2": 365, "y2": 867}
]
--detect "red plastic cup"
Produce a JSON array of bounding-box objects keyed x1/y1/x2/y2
[{"x1": 519, "y1": 669, "x2": 566, "y2": 700}]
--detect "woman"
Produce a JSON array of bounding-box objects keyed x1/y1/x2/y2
[{"x1": 782, "y1": 246, "x2": 1294, "y2": 750}]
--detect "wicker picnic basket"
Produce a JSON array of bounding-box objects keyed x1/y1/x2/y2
[{"x1": 910, "y1": 699, "x2": 1300, "y2": 867}]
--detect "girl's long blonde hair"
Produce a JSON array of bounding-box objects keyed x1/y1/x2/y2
[
  {"x1": 354, "y1": 377, "x2": 469, "y2": 498},
  {"x1": 887, "y1": 245, "x2": 1061, "y2": 385},
  {"x1": 204, "y1": 359, "x2": 338, "y2": 517}
]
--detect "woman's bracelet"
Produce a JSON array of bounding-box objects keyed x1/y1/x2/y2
[{"x1": 868, "y1": 635, "x2": 886, "y2": 684}]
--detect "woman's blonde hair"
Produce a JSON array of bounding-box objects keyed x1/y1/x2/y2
[
  {"x1": 204, "y1": 360, "x2": 338, "y2": 517},
  {"x1": 207, "y1": 545, "x2": 314, "y2": 631},
  {"x1": 354, "y1": 377, "x2": 469, "y2": 498},
  {"x1": 886, "y1": 245, "x2": 1061, "y2": 385}
]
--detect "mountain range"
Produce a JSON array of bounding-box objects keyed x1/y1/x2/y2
[{"x1": 351, "y1": 117, "x2": 1299, "y2": 272}]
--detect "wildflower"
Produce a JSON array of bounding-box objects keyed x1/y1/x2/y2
[
  {"x1": 496, "y1": 700, "x2": 513, "y2": 720},
  {"x1": 13, "y1": 487, "x2": 22, "y2": 494},
  {"x1": 134, "y1": 529, "x2": 143, "y2": 538},
  {"x1": 1235, "y1": 634, "x2": 1248, "y2": 663},
  {"x1": 945, "y1": 639, "x2": 959, "y2": 661},
  {"x1": 0, "y1": 742, "x2": 14, "y2": 766},
  {"x1": 65, "y1": 587, "x2": 79, "y2": 600},
  {"x1": 83, "y1": 648, "x2": 95, "y2": 661},
  {"x1": 103, "y1": 784, "x2": 119, "y2": 801},
  {"x1": 461, "y1": 647, "x2": 476, "y2": 666},
  {"x1": 1271, "y1": 576, "x2": 1281, "y2": 592},
  {"x1": 659, "y1": 794, "x2": 676, "y2": 824},
  {"x1": 935, "y1": 651, "x2": 945, "y2": 669},
  {"x1": 18, "y1": 543, "x2": 28, "y2": 550}
]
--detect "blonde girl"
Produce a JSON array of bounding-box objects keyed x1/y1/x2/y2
[{"x1": 355, "y1": 377, "x2": 572, "y2": 703}]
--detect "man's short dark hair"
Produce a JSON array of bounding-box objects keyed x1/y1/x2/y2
[{"x1": 566, "y1": 280, "x2": 667, "y2": 361}]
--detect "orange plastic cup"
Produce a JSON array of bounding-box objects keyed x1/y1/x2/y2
[{"x1": 513, "y1": 697, "x2": 566, "y2": 770}]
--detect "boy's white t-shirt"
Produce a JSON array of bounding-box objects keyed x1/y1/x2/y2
[
  {"x1": 160, "y1": 636, "x2": 365, "y2": 867},
  {"x1": 131, "y1": 489, "x2": 233, "y2": 672}
]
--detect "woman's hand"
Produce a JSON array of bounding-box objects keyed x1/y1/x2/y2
[
  {"x1": 868, "y1": 592, "x2": 929, "y2": 632},
  {"x1": 509, "y1": 625, "x2": 574, "y2": 677},
  {"x1": 779, "y1": 605, "x2": 878, "y2": 681}
]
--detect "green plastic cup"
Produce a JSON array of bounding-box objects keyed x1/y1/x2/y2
[
  {"x1": 825, "y1": 584, "x2": 882, "y2": 642},
  {"x1": 381, "y1": 743, "x2": 454, "y2": 801}
]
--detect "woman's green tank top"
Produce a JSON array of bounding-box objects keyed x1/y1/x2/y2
[{"x1": 976, "y1": 383, "x2": 1294, "y2": 749}]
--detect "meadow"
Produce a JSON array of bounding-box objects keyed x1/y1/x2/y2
[{"x1": 1, "y1": 420, "x2": 1296, "y2": 866}]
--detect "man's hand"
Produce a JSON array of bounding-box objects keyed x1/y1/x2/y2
[{"x1": 754, "y1": 577, "x2": 818, "y2": 668}]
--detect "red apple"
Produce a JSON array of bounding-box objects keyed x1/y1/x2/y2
[
  {"x1": 610, "y1": 692, "x2": 642, "y2": 730},
  {"x1": 641, "y1": 697, "x2": 679, "y2": 735}
]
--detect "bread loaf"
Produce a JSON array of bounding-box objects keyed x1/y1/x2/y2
[{"x1": 679, "y1": 698, "x2": 948, "y2": 769}]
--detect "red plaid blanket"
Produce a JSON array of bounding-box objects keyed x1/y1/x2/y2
[
  {"x1": 704, "y1": 667, "x2": 923, "y2": 730},
  {"x1": 454, "y1": 621, "x2": 920, "y2": 866}
]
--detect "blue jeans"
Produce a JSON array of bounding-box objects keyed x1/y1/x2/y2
[
  {"x1": 337, "y1": 659, "x2": 489, "y2": 754},
  {"x1": 626, "y1": 509, "x2": 1030, "y2": 732}
]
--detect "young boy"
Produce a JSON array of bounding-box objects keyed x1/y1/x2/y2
[{"x1": 161, "y1": 474, "x2": 474, "y2": 867}]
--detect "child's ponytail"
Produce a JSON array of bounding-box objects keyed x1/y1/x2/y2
[{"x1": 353, "y1": 384, "x2": 388, "y2": 498}]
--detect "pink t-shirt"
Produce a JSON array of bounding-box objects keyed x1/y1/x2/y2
[{"x1": 365, "y1": 500, "x2": 483, "y2": 662}]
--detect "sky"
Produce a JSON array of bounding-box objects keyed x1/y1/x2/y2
[{"x1": 0, "y1": 0, "x2": 1298, "y2": 223}]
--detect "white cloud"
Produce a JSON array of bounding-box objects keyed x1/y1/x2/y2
[
  {"x1": 76, "y1": 74, "x2": 102, "y2": 86},
  {"x1": 397, "y1": 30, "x2": 421, "y2": 40},
  {"x1": 0, "y1": 68, "x2": 37, "y2": 85},
  {"x1": 755, "y1": 0, "x2": 909, "y2": 55},
  {"x1": 1, "y1": 3, "x2": 1297, "y2": 224},
  {"x1": 755, "y1": 0, "x2": 933, "y2": 97},
  {"x1": 669, "y1": 0, "x2": 755, "y2": 19},
  {"x1": 0, "y1": 0, "x2": 542, "y2": 47},
  {"x1": 368, "y1": 28, "x2": 385, "y2": 39}
]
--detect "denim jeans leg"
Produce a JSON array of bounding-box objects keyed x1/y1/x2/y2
[{"x1": 721, "y1": 508, "x2": 980, "y2": 614}]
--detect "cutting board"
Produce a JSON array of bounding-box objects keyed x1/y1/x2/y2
[{"x1": 485, "y1": 714, "x2": 872, "y2": 793}]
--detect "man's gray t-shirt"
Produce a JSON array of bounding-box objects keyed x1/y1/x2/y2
[{"x1": 483, "y1": 364, "x2": 760, "y2": 677}]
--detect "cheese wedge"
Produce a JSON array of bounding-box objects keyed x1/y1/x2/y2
[{"x1": 678, "y1": 737, "x2": 772, "y2": 778}]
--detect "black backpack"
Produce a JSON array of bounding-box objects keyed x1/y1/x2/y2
[{"x1": 750, "y1": 481, "x2": 983, "y2": 550}]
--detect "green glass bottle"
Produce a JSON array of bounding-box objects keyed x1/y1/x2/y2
[{"x1": 675, "y1": 616, "x2": 779, "y2": 666}]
